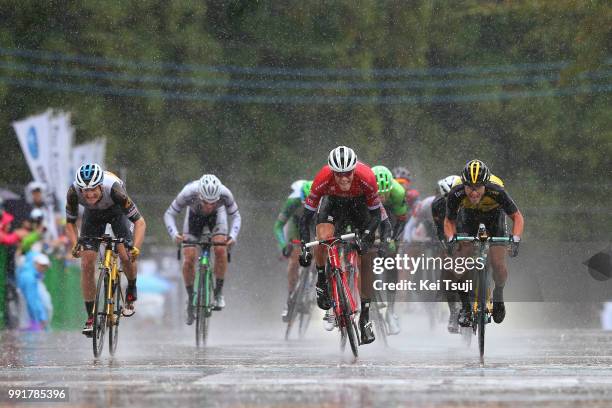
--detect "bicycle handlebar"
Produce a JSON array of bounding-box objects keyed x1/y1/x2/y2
[
  {"x1": 177, "y1": 240, "x2": 231, "y2": 263},
  {"x1": 181, "y1": 241, "x2": 228, "y2": 247},
  {"x1": 454, "y1": 236, "x2": 512, "y2": 243},
  {"x1": 304, "y1": 232, "x2": 357, "y2": 249},
  {"x1": 79, "y1": 235, "x2": 125, "y2": 244}
]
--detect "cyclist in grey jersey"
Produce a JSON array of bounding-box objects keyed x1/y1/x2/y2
[
  {"x1": 403, "y1": 195, "x2": 437, "y2": 244},
  {"x1": 164, "y1": 181, "x2": 241, "y2": 241},
  {"x1": 164, "y1": 174, "x2": 241, "y2": 323},
  {"x1": 66, "y1": 164, "x2": 146, "y2": 336}
]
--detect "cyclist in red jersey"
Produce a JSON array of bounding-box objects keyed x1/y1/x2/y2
[
  {"x1": 393, "y1": 166, "x2": 420, "y2": 209},
  {"x1": 299, "y1": 146, "x2": 382, "y2": 344}
]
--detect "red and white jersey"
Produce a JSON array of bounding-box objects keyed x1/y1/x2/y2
[{"x1": 304, "y1": 162, "x2": 381, "y2": 212}]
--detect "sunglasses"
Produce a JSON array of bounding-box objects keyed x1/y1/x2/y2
[
  {"x1": 333, "y1": 170, "x2": 354, "y2": 178},
  {"x1": 464, "y1": 183, "x2": 485, "y2": 190}
]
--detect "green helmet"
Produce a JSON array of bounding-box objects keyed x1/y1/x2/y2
[
  {"x1": 372, "y1": 165, "x2": 393, "y2": 194},
  {"x1": 301, "y1": 180, "x2": 313, "y2": 201}
]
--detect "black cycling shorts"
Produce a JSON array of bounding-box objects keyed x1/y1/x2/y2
[
  {"x1": 182, "y1": 207, "x2": 226, "y2": 246},
  {"x1": 456, "y1": 207, "x2": 507, "y2": 237},
  {"x1": 80, "y1": 206, "x2": 133, "y2": 251},
  {"x1": 316, "y1": 196, "x2": 374, "y2": 245}
]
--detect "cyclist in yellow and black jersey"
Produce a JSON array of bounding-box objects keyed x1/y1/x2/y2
[{"x1": 444, "y1": 159, "x2": 524, "y2": 326}]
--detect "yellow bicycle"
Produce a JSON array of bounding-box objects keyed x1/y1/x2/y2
[{"x1": 80, "y1": 235, "x2": 127, "y2": 358}]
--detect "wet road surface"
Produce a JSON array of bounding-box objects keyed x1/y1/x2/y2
[{"x1": 1, "y1": 312, "x2": 612, "y2": 407}]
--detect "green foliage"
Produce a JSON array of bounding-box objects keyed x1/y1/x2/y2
[{"x1": 0, "y1": 1, "x2": 610, "y2": 240}]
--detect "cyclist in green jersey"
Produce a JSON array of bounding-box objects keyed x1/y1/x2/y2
[
  {"x1": 372, "y1": 166, "x2": 409, "y2": 335},
  {"x1": 273, "y1": 180, "x2": 313, "y2": 321}
]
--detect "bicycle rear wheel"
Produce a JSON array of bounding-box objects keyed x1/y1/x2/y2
[
  {"x1": 461, "y1": 326, "x2": 473, "y2": 347},
  {"x1": 109, "y1": 276, "x2": 121, "y2": 356},
  {"x1": 200, "y1": 270, "x2": 214, "y2": 346},
  {"x1": 372, "y1": 305, "x2": 388, "y2": 347},
  {"x1": 372, "y1": 292, "x2": 388, "y2": 347},
  {"x1": 93, "y1": 269, "x2": 109, "y2": 358}
]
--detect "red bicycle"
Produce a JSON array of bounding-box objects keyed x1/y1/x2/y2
[{"x1": 303, "y1": 232, "x2": 361, "y2": 358}]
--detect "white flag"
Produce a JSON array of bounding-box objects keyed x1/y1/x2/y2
[
  {"x1": 47, "y1": 111, "x2": 74, "y2": 211},
  {"x1": 13, "y1": 110, "x2": 61, "y2": 239},
  {"x1": 71, "y1": 138, "x2": 107, "y2": 176},
  {"x1": 13, "y1": 111, "x2": 52, "y2": 186}
]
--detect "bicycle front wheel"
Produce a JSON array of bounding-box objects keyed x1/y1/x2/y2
[
  {"x1": 201, "y1": 270, "x2": 214, "y2": 345},
  {"x1": 284, "y1": 279, "x2": 301, "y2": 341},
  {"x1": 109, "y1": 276, "x2": 121, "y2": 356},
  {"x1": 337, "y1": 274, "x2": 358, "y2": 358},
  {"x1": 93, "y1": 269, "x2": 109, "y2": 358},
  {"x1": 196, "y1": 268, "x2": 213, "y2": 347},
  {"x1": 287, "y1": 266, "x2": 311, "y2": 340},
  {"x1": 298, "y1": 268, "x2": 316, "y2": 339},
  {"x1": 195, "y1": 268, "x2": 205, "y2": 347},
  {"x1": 477, "y1": 270, "x2": 488, "y2": 365}
]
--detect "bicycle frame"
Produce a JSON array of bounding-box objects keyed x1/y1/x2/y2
[
  {"x1": 457, "y1": 230, "x2": 511, "y2": 321},
  {"x1": 455, "y1": 224, "x2": 512, "y2": 364},
  {"x1": 305, "y1": 233, "x2": 359, "y2": 325},
  {"x1": 81, "y1": 234, "x2": 126, "y2": 358},
  {"x1": 194, "y1": 242, "x2": 213, "y2": 313},
  {"x1": 180, "y1": 237, "x2": 227, "y2": 347},
  {"x1": 103, "y1": 244, "x2": 121, "y2": 319}
]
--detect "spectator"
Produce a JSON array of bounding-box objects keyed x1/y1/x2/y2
[
  {"x1": 0, "y1": 197, "x2": 27, "y2": 246},
  {"x1": 25, "y1": 182, "x2": 47, "y2": 208},
  {"x1": 16, "y1": 252, "x2": 51, "y2": 331},
  {"x1": 1, "y1": 196, "x2": 29, "y2": 328},
  {"x1": 24, "y1": 181, "x2": 60, "y2": 242},
  {"x1": 20, "y1": 208, "x2": 47, "y2": 254}
]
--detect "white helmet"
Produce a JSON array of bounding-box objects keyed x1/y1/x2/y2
[
  {"x1": 328, "y1": 146, "x2": 357, "y2": 172},
  {"x1": 75, "y1": 163, "x2": 104, "y2": 189},
  {"x1": 199, "y1": 174, "x2": 222, "y2": 202},
  {"x1": 437, "y1": 175, "x2": 461, "y2": 197}
]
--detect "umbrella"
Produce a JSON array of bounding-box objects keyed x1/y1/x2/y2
[{"x1": 0, "y1": 188, "x2": 20, "y2": 200}]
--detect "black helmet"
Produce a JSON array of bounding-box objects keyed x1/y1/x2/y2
[{"x1": 461, "y1": 159, "x2": 490, "y2": 186}]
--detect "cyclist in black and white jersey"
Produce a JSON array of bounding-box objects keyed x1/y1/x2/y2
[{"x1": 66, "y1": 164, "x2": 147, "y2": 336}]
